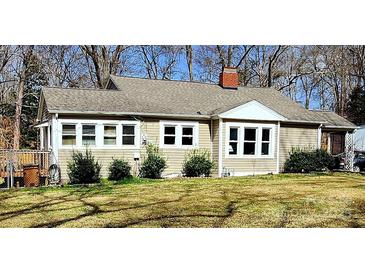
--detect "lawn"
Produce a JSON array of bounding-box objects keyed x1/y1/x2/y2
[{"x1": 0, "y1": 173, "x2": 364, "y2": 228}]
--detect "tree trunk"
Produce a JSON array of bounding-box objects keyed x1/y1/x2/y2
[
  {"x1": 13, "y1": 67, "x2": 26, "y2": 149},
  {"x1": 185, "y1": 45, "x2": 193, "y2": 81}
]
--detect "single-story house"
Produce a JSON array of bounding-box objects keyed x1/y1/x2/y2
[{"x1": 36, "y1": 67, "x2": 357, "y2": 180}]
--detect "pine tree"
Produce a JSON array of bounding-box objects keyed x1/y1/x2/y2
[{"x1": 347, "y1": 86, "x2": 365, "y2": 125}]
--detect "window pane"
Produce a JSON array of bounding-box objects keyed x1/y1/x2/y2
[
  {"x1": 63, "y1": 125, "x2": 76, "y2": 135},
  {"x1": 229, "y1": 142, "x2": 237, "y2": 155},
  {"x1": 164, "y1": 136, "x2": 175, "y2": 145},
  {"x1": 82, "y1": 136, "x2": 95, "y2": 146},
  {"x1": 122, "y1": 136, "x2": 135, "y2": 145},
  {"x1": 244, "y1": 142, "x2": 255, "y2": 155},
  {"x1": 83, "y1": 125, "x2": 95, "y2": 135},
  {"x1": 182, "y1": 127, "x2": 193, "y2": 136},
  {"x1": 104, "y1": 136, "x2": 116, "y2": 145},
  {"x1": 62, "y1": 135, "x2": 76, "y2": 145},
  {"x1": 104, "y1": 126, "x2": 116, "y2": 135},
  {"x1": 182, "y1": 136, "x2": 193, "y2": 145},
  {"x1": 164, "y1": 126, "x2": 175, "y2": 135},
  {"x1": 261, "y1": 143, "x2": 269, "y2": 155},
  {"x1": 244, "y1": 128, "x2": 256, "y2": 141},
  {"x1": 262, "y1": 129, "x2": 270, "y2": 141},
  {"x1": 230, "y1": 128, "x2": 238, "y2": 141},
  {"x1": 123, "y1": 125, "x2": 135, "y2": 135}
]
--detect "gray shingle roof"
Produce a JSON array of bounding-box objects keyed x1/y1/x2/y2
[
  {"x1": 310, "y1": 110, "x2": 356, "y2": 128},
  {"x1": 41, "y1": 75, "x2": 356, "y2": 128}
]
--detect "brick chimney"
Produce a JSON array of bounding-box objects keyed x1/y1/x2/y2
[{"x1": 219, "y1": 67, "x2": 238, "y2": 89}]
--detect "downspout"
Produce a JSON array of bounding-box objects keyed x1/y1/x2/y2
[
  {"x1": 276, "y1": 121, "x2": 280, "y2": 174},
  {"x1": 317, "y1": 124, "x2": 323, "y2": 149},
  {"x1": 210, "y1": 119, "x2": 213, "y2": 162},
  {"x1": 218, "y1": 118, "x2": 223, "y2": 177}
]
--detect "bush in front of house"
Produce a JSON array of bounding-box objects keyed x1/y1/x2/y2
[
  {"x1": 284, "y1": 148, "x2": 335, "y2": 173},
  {"x1": 139, "y1": 143, "x2": 167, "y2": 179},
  {"x1": 67, "y1": 149, "x2": 101, "y2": 184},
  {"x1": 108, "y1": 159, "x2": 131, "y2": 181},
  {"x1": 182, "y1": 149, "x2": 214, "y2": 177}
]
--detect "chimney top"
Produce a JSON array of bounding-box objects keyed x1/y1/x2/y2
[{"x1": 219, "y1": 67, "x2": 238, "y2": 89}]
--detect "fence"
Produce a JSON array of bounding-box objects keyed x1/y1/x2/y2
[{"x1": 0, "y1": 149, "x2": 50, "y2": 188}]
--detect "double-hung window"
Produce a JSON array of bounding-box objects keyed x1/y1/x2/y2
[
  {"x1": 243, "y1": 128, "x2": 257, "y2": 155},
  {"x1": 122, "y1": 125, "x2": 136, "y2": 145},
  {"x1": 261, "y1": 128, "x2": 271, "y2": 155},
  {"x1": 82, "y1": 125, "x2": 96, "y2": 146},
  {"x1": 62, "y1": 124, "x2": 76, "y2": 146},
  {"x1": 104, "y1": 125, "x2": 117, "y2": 145},
  {"x1": 182, "y1": 126, "x2": 194, "y2": 146},
  {"x1": 161, "y1": 122, "x2": 198, "y2": 148},
  {"x1": 228, "y1": 127, "x2": 239, "y2": 155},
  {"x1": 163, "y1": 125, "x2": 176, "y2": 145}
]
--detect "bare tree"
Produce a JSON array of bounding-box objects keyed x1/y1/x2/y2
[
  {"x1": 80, "y1": 45, "x2": 127, "y2": 88},
  {"x1": 138, "y1": 46, "x2": 181, "y2": 80},
  {"x1": 185, "y1": 45, "x2": 194, "y2": 81}
]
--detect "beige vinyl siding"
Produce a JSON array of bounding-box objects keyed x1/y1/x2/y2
[
  {"x1": 141, "y1": 118, "x2": 211, "y2": 175},
  {"x1": 222, "y1": 120, "x2": 277, "y2": 175},
  {"x1": 279, "y1": 124, "x2": 318, "y2": 170},
  {"x1": 58, "y1": 149, "x2": 137, "y2": 179},
  {"x1": 58, "y1": 118, "x2": 212, "y2": 180}
]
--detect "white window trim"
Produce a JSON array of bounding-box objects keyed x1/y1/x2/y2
[
  {"x1": 61, "y1": 123, "x2": 77, "y2": 147},
  {"x1": 58, "y1": 119, "x2": 140, "y2": 149},
  {"x1": 227, "y1": 126, "x2": 240, "y2": 156},
  {"x1": 159, "y1": 120, "x2": 199, "y2": 149},
  {"x1": 121, "y1": 124, "x2": 138, "y2": 147},
  {"x1": 103, "y1": 124, "x2": 118, "y2": 146},
  {"x1": 225, "y1": 122, "x2": 275, "y2": 159},
  {"x1": 81, "y1": 123, "x2": 97, "y2": 147}
]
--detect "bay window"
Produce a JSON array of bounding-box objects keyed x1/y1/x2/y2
[{"x1": 226, "y1": 123, "x2": 275, "y2": 158}]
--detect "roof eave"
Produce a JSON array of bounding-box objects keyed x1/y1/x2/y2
[{"x1": 48, "y1": 110, "x2": 211, "y2": 120}]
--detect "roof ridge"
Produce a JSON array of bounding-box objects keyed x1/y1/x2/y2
[
  {"x1": 110, "y1": 74, "x2": 281, "y2": 91},
  {"x1": 110, "y1": 74, "x2": 220, "y2": 86},
  {"x1": 42, "y1": 86, "x2": 110, "y2": 92}
]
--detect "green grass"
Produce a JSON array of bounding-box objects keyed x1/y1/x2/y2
[{"x1": 0, "y1": 172, "x2": 364, "y2": 228}]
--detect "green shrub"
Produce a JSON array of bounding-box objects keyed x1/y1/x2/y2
[
  {"x1": 139, "y1": 143, "x2": 167, "y2": 179},
  {"x1": 67, "y1": 149, "x2": 101, "y2": 184},
  {"x1": 108, "y1": 159, "x2": 131, "y2": 181},
  {"x1": 284, "y1": 148, "x2": 334, "y2": 173},
  {"x1": 182, "y1": 149, "x2": 214, "y2": 177}
]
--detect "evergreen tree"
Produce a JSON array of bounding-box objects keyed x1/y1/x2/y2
[
  {"x1": 347, "y1": 86, "x2": 365, "y2": 125},
  {"x1": 20, "y1": 52, "x2": 48, "y2": 148}
]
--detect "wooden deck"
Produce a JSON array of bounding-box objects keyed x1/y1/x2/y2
[{"x1": 0, "y1": 149, "x2": 50, "y2": 178}]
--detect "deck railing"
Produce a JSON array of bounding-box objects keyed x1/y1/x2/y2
[{"x1": 0, "y1": 149, "x2": 50, "y2": 178}]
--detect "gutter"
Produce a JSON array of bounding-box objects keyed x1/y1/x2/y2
[{"x1": 48, "y1": 110, "x2": 211, "y2": 120}]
